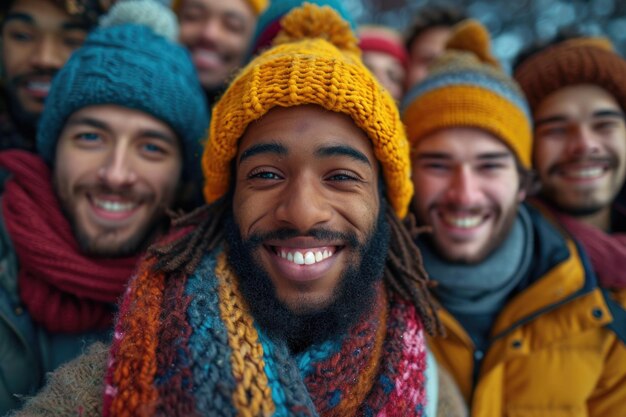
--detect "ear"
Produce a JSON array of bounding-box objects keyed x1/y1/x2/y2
[{"x1": 517, "y1": 166, "x2": 539, "y2": 202}]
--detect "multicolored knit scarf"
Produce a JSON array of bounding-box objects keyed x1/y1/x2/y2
[
  {"x1": 0, "y1": 150, "x2": 139, "y2": 333},
  {"x1": 102, "y1": 249, "x2": 428, "y2": 417}
]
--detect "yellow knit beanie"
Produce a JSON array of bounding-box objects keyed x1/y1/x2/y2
[
  {"x1": 202, "y1": 3, "x2": 413, "y2": 218},
  {"x1": 401, "y1": 19, "x2": 533, "y2": 169},
  {"x1": 171, "y1": 0, "x2": 268, "y2": 16}
]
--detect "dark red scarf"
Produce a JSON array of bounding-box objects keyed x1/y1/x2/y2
[
  {"x1": 536, "y1": 199, "x2": 626, "y2": 289},
  {"x1": 0, "y1": 150, "x2": 139, "y2": 333}
]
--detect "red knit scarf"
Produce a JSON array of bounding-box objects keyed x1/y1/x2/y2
[
  {"x1": 0, "y1": 150, "x2": 139, "y2": 333},
  {"x1": 538, "y1": 200, "x2": 626, "y2": 289}
]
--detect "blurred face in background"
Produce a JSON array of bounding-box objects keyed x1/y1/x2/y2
[
  {"x1": 177, "y1": 0, "x2": 256, "y2": 92},
  {"x1": 2, "y1": 0, "x2": 89, "y2": 132},
  {"x1": 362, "y1": 51, "x2": 406, "y2": 102},
  {"x1": 405, "y1": 26, "x2": 451, "y2": 89},
  {"x1": 533, "y1": 84, "x2": 626, "y2": 221}
]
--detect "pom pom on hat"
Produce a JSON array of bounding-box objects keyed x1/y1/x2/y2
[
  {"x1": 250, "y1": 0, "x2": 356, "y2": 56},
  {"x1": 203, "y1": 3, "x2": 413, "y2": 218},
  {"x1": 100, "y1": 0, "x2": 178, "y2": 41},
  {"x1": 446, "y1": 19, "x2": 499, "y2": 68},
  {"x1": 273, "y1": 3, "x2": 360, "y2": 55},
  {"x1": 401, "y1": 19, "x2": 532, "y2": 169}
]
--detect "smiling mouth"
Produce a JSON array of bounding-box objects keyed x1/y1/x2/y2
[
  {"x1": 88, "y1": 195, "x2": 141, "y2": 221},
  {"x1": 93, "y1": 198, "x2": 138, "y2": 213},
  {"x1": 560, "y1": 166, "x2": 607, "y2": 180},
  {"x1": 270, "y1": 246, "x2": 339, "y2": 265},
  {"x1": 437, "y1": 210, "x2": 488, "y2": 229}
]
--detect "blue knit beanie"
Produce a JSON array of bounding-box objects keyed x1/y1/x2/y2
[
  {"x1": 37, "y1": 1, "x2": 209, "y2": 182},
  {"x1": 249, "y1": 0, "x2": 356, "y2": 57}
]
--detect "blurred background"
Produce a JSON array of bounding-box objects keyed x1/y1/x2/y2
[{"x1": 344, "y1": 0, "x2": 626, "y2": 71}]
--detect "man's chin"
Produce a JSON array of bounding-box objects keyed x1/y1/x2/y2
[
  {"x1": 546, "y1": 196, "x2": 607, "y2": 217},
  {"x1": 280, "y1": 294, "x2": 335, "y2": 316},
  {"x1": 74, "y1": 227, "x2": 153, "y2": 258}
]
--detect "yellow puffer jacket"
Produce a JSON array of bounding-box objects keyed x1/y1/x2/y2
[{"x1": 428, "y1": 206, "x2": 626, "y2": 417}]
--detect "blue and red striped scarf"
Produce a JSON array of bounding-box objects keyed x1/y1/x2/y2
[{"x1": 102, "y1": 249, "x2": 428, "y2": 417}]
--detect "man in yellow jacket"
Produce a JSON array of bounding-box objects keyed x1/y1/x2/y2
[{"x1": 401, "y1": 19, "x2": 626, "y2": 416}]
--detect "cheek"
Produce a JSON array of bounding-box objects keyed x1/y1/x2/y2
[
  {"x1": 533, "y1": 138, "x2": 558, "y2": 174},
  {"x1": 2, "y1": 42, "x2": 27, "y2": 76},
  {"x1": 411, "y1": 172, "x2": 444, "y2": 208},
  {"x1": 150, "y1": 165, "x2": 183, "y2": 200},
  {"x1": 178, "y1": 24, "x2": 200, "y2": 46}
]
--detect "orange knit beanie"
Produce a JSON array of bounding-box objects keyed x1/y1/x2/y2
[
  {"x1": 401, "y1": 19, "x2": 532, "y2": 169},
  {"x1": 202, "y1": 3, "x2": 413, "y2": 218}
]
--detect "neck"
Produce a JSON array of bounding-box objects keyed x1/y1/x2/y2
[{"x1": 572, "y1": 206, "x2": 611, "y2": 232}]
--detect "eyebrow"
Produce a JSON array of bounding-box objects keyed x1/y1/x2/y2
[
  {"x1": 315, "y1": 145, "x2": 371, "y2": 166},
  {"x1": 65, "y1": 117, "x2": 177, "y2": 145},
  {"x1": 65, "y1": 117, "x2": 110, "y2": 131},
  {"x1": 239, "y1": 142, "x2": 288, "y2": 163},
  {"x1": 3, "y1": 12, "x2": 89, "y2": 31},
  {"x1": 535, "y1": 109, "x2": 626, "y2": 128},
  {"x1": 140, "y1": 130, "x2": 177, "y2": 146}
]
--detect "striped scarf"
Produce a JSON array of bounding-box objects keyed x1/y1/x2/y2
[{"x1": 102, "y1": 249, "x2": 427, "y2": 417}]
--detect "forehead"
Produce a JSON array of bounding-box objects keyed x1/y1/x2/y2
[
  {"x1": 535, "y1": 84, "x2": 622, "y2": 120},
  {"x1": 414, "y1": 127, "x2": 513, "y2": 158},
  {"x1": 362, "y1": 51, "x2": 405, "y2": 72},
  {"x1": 410, "y1": 26, "x2": 451, "y2": 55},
  {"x1": 237, "y1": 105, "x2": 375, "y2": 161},
  {"x1": 65, "y1": 104, "x2": 177, "y2": 136},
  {"x1": 5, "y1": 0, "x2": 75, "y2": 26}
]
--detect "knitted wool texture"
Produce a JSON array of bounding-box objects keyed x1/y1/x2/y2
[
  {"x1": 171, "y1": 0, "x2": 268, "y2": 15},
  {"x1": 514, "y1": 37, "x2": 626, "y2": 113},
  {"x1": 203, "y1": 3, "x2": 413, "y2": 218},
  {"x1": 250, "y1": 0, "x2": 356, "y2": 55},
  {"x1": 37, "y1": 22, "x2": 209, "y2": 181},
  {"x1": 102, "y1": 249, "x2": 428, "y2": 417},
  {"x1": 401, "y1": 19, "x2": 532, "y2": 169}
]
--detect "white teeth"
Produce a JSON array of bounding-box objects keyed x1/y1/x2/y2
[
  {"x1": 566, "y1": 167, "x2": 604, "y2": 179},
  {"x1": 293, "y1": 252, "x2": 305, "y2": 265},
  {"x1": 304, "y1": 252, "x2": 316, "y2": 265},
  {"x1": 94, "y1": 199, "x2": 136, "y2": 213},
  {"x1": 278, "y1": 248, "x2": 334, "y2": 265},
  {"x1": 28, "y1": 82, "x2": 50, "y2": 93},
  {"x1": 444, "y1": 215, "x2": 482, "y2": 228},
  {"x1": 194, "y1": 49, "x2": 222, "y2": 65}
]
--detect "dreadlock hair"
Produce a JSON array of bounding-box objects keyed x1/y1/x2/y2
[
  {"x1": 149, "y1": 191, "x2": 442, "y2": 335},
  {"x1": 404, "y1": 2, "x2": 467, "y2": 51}
]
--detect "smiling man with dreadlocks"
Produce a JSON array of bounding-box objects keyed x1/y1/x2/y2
[{"x1": 9, "y1": 4, "x2": 472, "y2": 417}]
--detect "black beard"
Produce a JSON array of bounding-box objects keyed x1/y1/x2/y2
[
  {"x1": 224, "y1": 205, "x2": 390, "y2": 353},
  {"x1": 540, "y1": 192, "x2": 607, "y2": 217}
]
